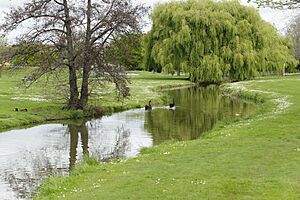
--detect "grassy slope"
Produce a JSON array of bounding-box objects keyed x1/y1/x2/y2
[
  {"x1": 0, "y1": 69, "x2": 192, "y2": 131},
  {"x1": 36, "y1": 76, "x2": 300, "y2": 200}
]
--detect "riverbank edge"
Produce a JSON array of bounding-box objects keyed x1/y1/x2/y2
[
  {"x1": 0, "y1": 82, "x2": 194, "y2": 132},
  {"x1": 35, "y1": 80, "x2": 287, "y2": 199}
]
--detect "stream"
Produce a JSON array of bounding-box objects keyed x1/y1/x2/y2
[{"x1": 0, "y1": 86, "x2": 257, "y2": 200}]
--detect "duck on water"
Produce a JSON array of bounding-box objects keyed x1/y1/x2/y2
[
  {"x1": 169, "y1": 98, "x2": 175, "y2": 109},
  {"x1": 144, "y1": 99, "x2": 175, "y2": 111},
  {"x1": 145, "y1": 100, "x2": 152, "y2": 111}
]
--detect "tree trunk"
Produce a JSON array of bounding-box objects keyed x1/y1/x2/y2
[
  {"x1": 63, "y1": 0, "x2": 80, "y2": 109},
  {"x1": 68, "y1": 65, "x2": 79, "y2": 109},
  {"x1": 80, "y1": 69, "x2": 90, "y2": 109},
  {"x1": 177, "y1": 68, "x2": 180, "y2": 76},
  {"x1": 79, "y1": 0, "x2": 92, "y2": 109},
  {"x1": 176, "y1": 61, "x2": 180, "y2": 76}
]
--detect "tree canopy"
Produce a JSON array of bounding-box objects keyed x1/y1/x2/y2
[
  {"x1": 144, "y1": 0, "x2": 297, "y2": 83},
  {"x1": 106, "y1": 33, "x2": 144, "y2": 70}
]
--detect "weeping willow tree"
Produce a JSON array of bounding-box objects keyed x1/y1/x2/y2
[{"x1": 144, "y1": 0, "x2": 297, "y2": 83}]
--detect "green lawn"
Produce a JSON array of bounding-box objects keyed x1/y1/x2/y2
[
  {"x1": 36, "y1": 76, "x2": 300, "y2": 200},
  {"x1": 0, "y1": 68, "x2": 192, "y2": 130}
]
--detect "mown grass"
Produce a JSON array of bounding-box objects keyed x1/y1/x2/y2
[
  {"x1": 0, "y1": 68, "x2": 192, "y2": 131},
  {"x1": 36, "y1": 76, "x2": 300, "y2": 200}
]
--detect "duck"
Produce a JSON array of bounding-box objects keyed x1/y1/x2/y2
[
  {"x1": 15, "y1": 108, "x2": 28, "y2": 112},
  {"x1": 169, "y1": 98, "x2": 175, "y2": 108},
  {"x1": 145, "y1": 100, "x2": 152, "y2": 111}
]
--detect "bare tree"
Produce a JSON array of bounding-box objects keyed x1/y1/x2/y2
[
  {"x1": 1, "y1": 0, "x2": 149, "y2": 109},
  {"x1": 287, "y1": 15, "x2": 300, "y2": 66}
]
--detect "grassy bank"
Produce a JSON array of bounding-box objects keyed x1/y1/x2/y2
[
  {"x1": 36, "y1": 76, "x2": 300, "y2": 200},
  {"x1": 0, "y1": 69, "x2": 192, "y2": 131}
]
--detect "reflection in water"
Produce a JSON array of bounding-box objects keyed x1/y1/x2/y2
[
  {"x1": 104, "y1": 126, "x2": 131, "y2": 161},
  {"x1": 68, "y1": 122, "x2": 89, "y2": 170},
  {"x1": 145, "y1": 86, "x2": 256, "y2": 144},
  {"x1": 0, "y1": 86, "x2": 256, "y2": 200},
  {"x1": 68, "y1": 122, "x2": 134, "y2": 169}
]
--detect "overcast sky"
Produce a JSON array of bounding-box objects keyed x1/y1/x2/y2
[{"x1": 0, "y1": 0, "x2": 298, "y2": 42}]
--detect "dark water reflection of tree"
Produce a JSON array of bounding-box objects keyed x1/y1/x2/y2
[
  {"x1": 144, "y1": 86, "x2": 256, "y2": 145},
  {"x1": 68, "y1": 121, "x2": 131, "y2": 165},
  {"x1": 67, "y1": 122, "x2": 89, "y2": 170}
]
